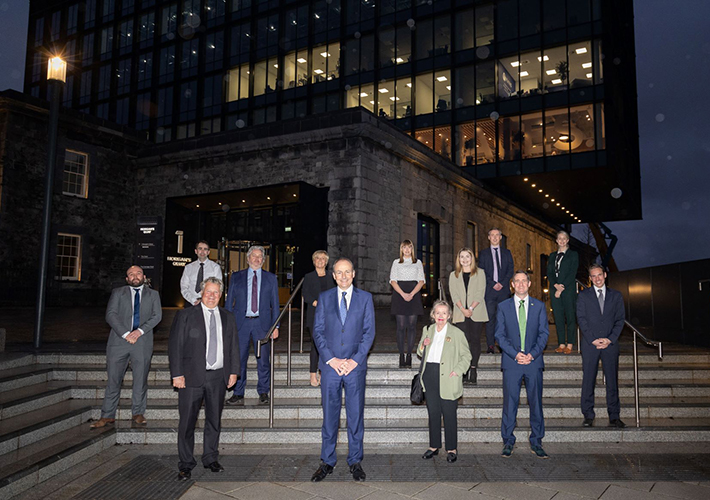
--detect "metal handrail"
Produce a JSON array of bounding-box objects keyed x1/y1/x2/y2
[
  {"x1": 256, "y1": 277, "x2": 305, "y2": 428},
  {"x1": 438, "y1": 278, "x2": 447, "y2": 302}
]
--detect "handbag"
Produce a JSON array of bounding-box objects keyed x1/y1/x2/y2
[{"x1": 410, "y1": 344, "x2": 427, "y2": 405}]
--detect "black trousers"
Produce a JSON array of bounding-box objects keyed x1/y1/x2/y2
[
  {"x1": 177, "y1": 368, "x2": 226, "y2": 471},
  {"x1": 455, "y1": 319, "x2": 483, "y2": 369},
  {"x1": 423, "y1": 362, "x2": 459, "y2": 450},
  {"x1": 581, "y1": 341, "x2": 621, "y2": 420}
]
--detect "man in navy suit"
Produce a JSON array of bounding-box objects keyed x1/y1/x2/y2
[
  {"x1": 479, "y1": 228, "x2": 514, "y2": 353},
  {"x1": 577, "y1": 264, "x2": 626, "y2": 428},
  {"x1": 225, "y1": 245, "x2": 280, "y2": 406},
  {"x1": 169, "y1": 277, "x2": 240, "y2": 480},
  {"x1": 310, "y1": 258, "x2": 376, "y2": 482},
  {"x1": 495, "y1": 271, "x2": 550, "y2": 459}
]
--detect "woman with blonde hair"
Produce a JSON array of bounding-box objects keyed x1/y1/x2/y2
[
  {"x1": 448, "y1": 247, "x2": 488, "y2": 385},
  {"x1": 302, "y1": 250, "x2": 335, "y2": 386},
  {"x1": 418, "y1": 300, "x2": 471, "y2": 463},
  {"x1": 389, "y1": 239, "x2": 425, "y2": 368}
]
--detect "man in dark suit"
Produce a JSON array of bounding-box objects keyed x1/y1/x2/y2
[
  {"x1": 169, "y1": 277, "x2": 240, "y2": 481},
  {"x1": 91, "y1": 265, "x2": 162, "y2": 429},
  {"x1": 547, "y1": 230, "x2": 580, "y2": 354},
  {"x1": 479, "y1": 228, "x2": 514, "y2": 353},
  {"x1": 495, "y1": 271, "x2": 550, "y2": 459},
  {"x1": 577, "y1": 264, "x2": 626, "y2": 428},
  {"x1": 225, "y1": 245, "x2": 280, "y2": 405},
  {"x1": 310, "y1": 258, "x2": 376, "y2": 482}
]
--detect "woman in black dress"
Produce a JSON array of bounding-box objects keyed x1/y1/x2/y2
[
  {"x1": 302, "y1": 250, "x2": 335, "y2": 386},
  {"x1": 389, "y1": 239, "x2": 425, "y2": 367}
]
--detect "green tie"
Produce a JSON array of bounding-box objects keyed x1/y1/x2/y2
[{"x1": 518, "y1": 299, "x2": 526, "y2": 352}]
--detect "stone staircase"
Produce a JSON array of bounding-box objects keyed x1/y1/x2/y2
[{"x1": 1, "y1": 349, "x2": 710, "y2": 498}]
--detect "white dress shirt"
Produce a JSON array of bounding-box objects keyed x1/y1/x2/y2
[
  {"x1": 180, "y1": 258, "x2": 222, "y2": 304},
  {"x1": 338, "y1": 284, "x2": 354, "y2": 310},
  {"x1": 123, "y1": 285, "x2": 145, "y2": 338},
  {"x1": 425, "y1": 323, "x2": 449, "y2": 364},
  {"x1": 200, "y1": 303, "x2": 224, "y2": 370}
]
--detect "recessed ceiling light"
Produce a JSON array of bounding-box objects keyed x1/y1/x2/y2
[
  {"x1": 586, "y1": 73, "x2": 593, "y2": 78},
  {"x1": 314, "y1": 69, "x2": 324, "y2": 74},
  {"x1": 297, "y1": 58, "x2": 307, "y2": 63},
  {"x1": 436, "y1": 75, "x2": 448, "y2": 82},
  {"x1": 523, "y1": 178, "x2": 529, "y2": 182},
  {"x1": 538, "y1": 55, "x2": 549, "y2": 62},
  {"x1": 396, "y1": 57, "x2": 404, "y2": 63},
  {"x1": 378, "y1": 88, "x2": 389, "y2": 93},
  {"x1": 446, "y1": 85, "x2": 451, "y2": 90},
  {"x1": 196, "y1": 204, "x2": 199, "y2": 208},
  {"x1": 551, "y1": 79, "x2": 562, "y2": 84},
  {"x1": 575, "y1": 47, "x2": 588, "y2": 54},
  {"x1": 539, "y1": 189, "x2": 543, "y2": 193},
  {"x1": 320, "y1": 52, "x2": 330, "y2": 57},
  {"x1": 520, "y1": 71, "x2": 529, "y2": 77},
  {"x1": 582, "y1": 62, "x2": 592, "y2": 68},
  {"x1": 531, "y1": 183, "x2": 536, "y2": 187},
  {"x1": 511, "y1": 61, "x2": 520, "y2": 67},
  {"x1": 406, "y1": 83, "x2": 412, "y2": 87},
  {"x1": 242, "y1": 199, "x2": 246, "y2": 203},
  {"x1": 360, "y1": 92, "x2": 368, "y2": 97},
  {"x1": 546, "y1": 69, "x2": 557, "y2": 75}
]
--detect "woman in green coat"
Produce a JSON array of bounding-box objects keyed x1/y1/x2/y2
[{"x1": 417, "y1": 300, "x2": 472, "y2": 463}]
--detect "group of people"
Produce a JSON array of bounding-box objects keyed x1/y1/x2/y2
[{"x1": 90, "y1": 229, "x2": 627, "y2": 482}]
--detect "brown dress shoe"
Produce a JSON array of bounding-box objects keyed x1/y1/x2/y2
[
  {"x1": 554, "y1": 346, "x2": 566, "y2": 353},
  {"x1": 132, "y1": 414, "x2": 147, "y2": 425},
  {"x1": 563, "y1": 346, "x2": 573, "y2": 354},
  {"x1": 90, "y1": 418, "x2": 115, "y2": 429}
]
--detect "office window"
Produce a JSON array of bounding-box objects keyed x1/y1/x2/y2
[
  {"x1": 100, "y1": 26, "x2": 114, "y2": 57},
  {"x1": 593, "y1": 39, "x2": 604, "y2": 84},
  {"x1": 102, "y1": 0, "x2": 115, "y2": 22},
  {"x1": 206, "y1": 0, "x2": 226, "y2": 24},
  {"x1": 31, "y1": 53, "x2": 42, "y2": 83},
  {"x1": 231, "y1": 0, "x2": 252, "y2": 14},
  {"x1": 230, "y1": 22, "x2": 251, "y2": 61},
  {"x1": 414, "y1": 127, "x2": 433, "y2": 149},
  {"x1": 544, "y1": 107, "x2": 570, "y2": 155},
  {"x1": 498, "y1": 115, "x2": 521, "y2": 161},
  {"x1": 435, "y1": 126, "x2": 452, "y2": 159},
  {"x1": 116, "y1": 96, "x2": 130, "y2": 124},
  {"x1": 159, "y1": 45, "x2": 176, "y2": 83},
  {"x1": 80, "y1": 70, "x2": 92, "y2": 105},
  {"x1": 568, "y1": 40, "x2": 593, "y2": 88},
  {"x1": 205, "y1": 32, "x2": 224, "y2": 72},
  {"x1": 543, "y1": 45, "x2": 567, "y2": 92},
  {"x1": 256, "y1": 14, "x2": 279, "y2": 50},
  {"x1": 496, "y1": 0, "x2": 518, "y2": 41},
  {"x1": 50, "y1": 11, "x2": 61, "y2": 41},
  {"x1": 82, "y1": 33, "x2": 95, "y2": 65},
  {"x1": 395, "y1": 77, "x2": 412, "y2": 118},
  {"x1": 118, "y1": 20, "x2": 133, "y2": 53},
  {"x1": 543, "y1": 0, "x2": 566, "y2": 32},
  {"x1": 157, "y1": 86, "x2": 173, "y2": 126},
  {"x1": 135, "y1": 92, "x2": 151, "y2": 130},
  {"x1": 343, "y1": 38, "x2": 359, "y2": 76},
  {"x1": 176, "y1": 122, "x2": 196, "y2": 139},
  {"x1": 345, "y1": 82, "x2": 374, "y2": 113},
  {"x1": 182, "y1": 0, "x2": 201, "y2": 27},
  {"x1": 63, "y1": 75, "x2": 75, "y2": 105},
  {"x1": 360, "y1": 34, "x2": 375, "y2": 72},
  {"x1": 520, "y1": 0, "x2": 541, "y2": 37},
  {"x1": 98, "y1": 64, "x2": 111, "y2": 99},
  {"x1": 379, "y1": 26, "x2": 395, "y2": 68},
  {"x1": 67, "y1": 4, "x2": 79, "y2": 35},
  {"x1": 284, "y1": 50, "x2": 308, "y2": 87},
  {"x1": 415, "y1": 19, "x2": 432, "y2": 60},
  {"x1": 595, "y1": 102, "x2": 606, "y2": 150},
  {"x1": 311, "y1": 43, "x2": 340, "y2": 83},
  {"x1": 156, "y1": 126, "x2": 172, "y2": 143},
  {"x1": 34, "y1": 17, "x2": 44, "y2": 46},
  {"x1": 415, "y1": 72, "x2": 433, "y2": 115},
  {"x1": 201, "y1": 117, "x2": 222, "y2": 135},
  {"x1": 121, "y1": 0, "x2": 135, "y2": 16},
  {"x1": 181, "y1": 38, "x2": 199, "y2": 77},
  {"x1": 454, "y1": 65, "x2": 476, "y2": 107},
  {"x1": 253, "y1": 58, "x2": 278, "y2": 96},
  {"x1": 434, "y1": 15, "x2": 451, "y2": 56},
  {"x1": 285, "y1": 5, "x2": 309, "y2": 43},
  {"x1": 203, "y1": 74, "x2": 223, "y2": 115},
  {"x1": 476, "y1": 60, "x2": 495, "y2": 104},
  {"x1": 138, "y1": 53, "x2": 153, "y2": 89},
  {"x1": 161, "y1": 3, "x2": 178, "y2": 37},
  {"x1": 65, "y1": 39, "x2": 77, "y2": 63},
  {"x1": 179, "y1": 80, "x2": 198, "y2": 121},
  {"x1": 455, "y1": 118, "x2": 496, "y2": 167},
  {"x1": 139, "y1": 12, "x2": 155, "y2": 45},
  {"x1": 455, "y1": 9, "x2": 474, "y2": 52},
  {"x1": 227, "y1": 63, "x2": 250, "y2": 101},
  {"x1": 377, "y1": 79, "x2": 394, "y2": 118},
  {"x1": 56, "y1": 234, "x2": 82, "y2": 281},
  {"x1": 62, "y1": 151, "x2": 89, "y2": 197},
  {"x1": 84, "y1": 0, "x2": 97, "y2": 28},
  {"x1": 116, "y1": 58, "x2": 131, "y2": 94},
  {"x1": 475, "y1": 3, "x2": 494, "y2": 47},
  {"x1": 520, "y1": 110, "x2": 544, "y2": 159}
]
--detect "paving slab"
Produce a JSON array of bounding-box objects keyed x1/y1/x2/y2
[
  {"x1": 650, "y1": 481, "x2": 710, "y2": 500},
  {"x1": 600, "y1": 484, "x2": 676, "y2": 500}
]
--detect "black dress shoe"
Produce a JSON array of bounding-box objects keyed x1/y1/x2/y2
[
  {"x1": 487, "y1": 345, "x2": 495, "y2": 354},
  {"x1": 311, "y1": 462, "x2": 334, "y2": 482},
  {"x1": 405, "y1": 353, "x2": 412, "y2": 367},
  {"x1": 177, "y1": 469, "x2": 191, "y2": 481},
  {"x1": 422, "y1": 448, "x2": 439, "y2": 459},
  {"x1": 259, "y1": 393, "x2": 270, "y2": 404},
  {"x1": 446, "y1": 452, "x2": 457, "y2": 463},
  {"x1": 204, "y1": 461, "x2": 224, "y2": 472},
  {"x1": 583, "y1": 418, "x2": 594, "y2": 427},
  {"x1": 469, "y1": 368, "x2": 477, "y2": 385},
  {"x1": 350, "y1": 462, "x2": 366, "y2": 481},
  {"x1": 226, "y1": 394, "x2": 244, "y2": 406},
  {"x1": 609, "y1": 418, "x2": 626, "y2": 428},
  {"x1": 399, "y1": 353, "x2": 405, "y2": 368}
]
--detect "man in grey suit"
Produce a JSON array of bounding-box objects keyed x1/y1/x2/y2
[{"x1": 91, "y1": 265, "x2": 162, "y2": 429}]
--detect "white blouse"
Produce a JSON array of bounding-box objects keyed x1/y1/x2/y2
[
  {"x1": 389, "y1": 258, "x2": 425, "y2": 282},
  {"x1": 425, "y1": 323, "x2": 448, "y2": 364}
]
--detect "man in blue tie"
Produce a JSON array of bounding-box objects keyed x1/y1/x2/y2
[
  {"x1": 91, "y1": 265, "x2": 162, "y2": 429},
  {"x1": 479, "y1": 228, "x2": 514, "y2": 354},
  {"x1": 310, "y1": 258, "x2": 376, "y2": 482},
  {"x1": 495, "y1": 271, "x2": 550, "y2": 459}
]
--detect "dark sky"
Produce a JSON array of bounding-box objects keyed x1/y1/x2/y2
[{"x1": 1, "y1": 0, "x2": 709, "y2": 271}]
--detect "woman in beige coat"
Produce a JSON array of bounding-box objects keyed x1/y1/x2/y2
[
  {"x1": 417, "y1": 300, "x2": 472, "y2": 463},
  {"x1": 448, "y1": 247, "x2": 488, "y2": 385}
]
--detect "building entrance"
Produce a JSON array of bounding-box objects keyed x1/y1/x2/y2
[{"x1": 162, "y1": 182, "x2": 328, "y2": 307}]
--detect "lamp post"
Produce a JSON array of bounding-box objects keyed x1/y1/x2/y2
[{"x1": 34, "y1": 56, "x2": 67, "y2": 350}]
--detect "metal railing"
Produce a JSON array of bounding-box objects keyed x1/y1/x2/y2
[
  {"x1": 255, "y1": 277, "x2": 305, "y2": 428},
  {"x1": 438, "y1": 278, "x2": 447, "y2": 302},
  {"x1": 573, "y1": 279, "x2": 663, "y2": 428}
]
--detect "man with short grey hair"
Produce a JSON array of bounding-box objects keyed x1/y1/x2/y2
[
  {"x1": 225, "y1": 245, "x2": 280, "y2": 405},
  {"x1": 91, "y1": 265, "x2": 162, "y2": 429}
]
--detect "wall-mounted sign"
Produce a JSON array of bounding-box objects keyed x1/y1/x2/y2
[{"x1": 136, "y1": 216, "x2": 163, "y2": 290}]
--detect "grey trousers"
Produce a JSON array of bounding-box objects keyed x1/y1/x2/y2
[{"x1": 100, "y1": 332, "x2": 153, "y2": 418}]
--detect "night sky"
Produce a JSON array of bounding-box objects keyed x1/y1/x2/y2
[{"x1": 1, "y1": 0, "x2": 709, "y2": 271}]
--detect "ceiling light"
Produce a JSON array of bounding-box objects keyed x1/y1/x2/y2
[
  {"x1": 556, "y1": 203, "x2": 560, "y2": 206},
  {"x1": 575, "y1": 47, "x2": 588, "y2": 54},
  {"x1": 360, "y1": 92, "x2": 368, "y2": 97},
  {"x1": 539, "y1": 189, "x2": 543, "y2": 193},
  {"x1": 586, "y1": 73, "x2": 593, "y2": 78},
  {"x1": 520, "y1": 71, "x2": 529, "y2": 77},
  {"x1": 531, "y1": 183, "x2": 536, "y2": 187},
  {"x1": 378, "y1": 88, "x2": 389, "y2": 93},
  {"x1": 546, "y1": 69, "x2": 557, "y2": 75},
  {"x1": 511, "y1": 61, "x2": 520, "y2": 67},
  {"x1": 582, "y1": 62, "x2": 592, "y2": 68},
  {"x1": 446, "y1": 85, "x2": 451, "y2": 90},
  {"x1": 538, "y1": 55, "x2": 549, "y2": 62},
  {"x1": 273, "y1": 63, "x2": 278, "y2": 68},
  {"x1": 196, "y1": 204, "x2": 199, "y2": 207},
  {"x1": 545, "y1": 194, "x2": 549, "y2": 198},
  {"x1": 523, "y1": 178, "x2": 529, "y2": 182},
  {"x1": 551, "y1": 79, "x2": 562, "y2": 84},
  {"x1": 396, "y1": 57, "x2": 404, "y2": 63},
  {"x1": 436, "y1": 75, "x2": 447, "y2": 82},
  {"x1": 242, "y1": 199, "x2": 246, "y2": 203},
  {"x1": 297, "y1": 58, "x2": 307, "y2": 63},
  {"x1": 320, "y1": 52, "x2": 330, "y2": 57},
  {"x1": 390, "y1": 96, "x2": 399, "y2": 101},
  {"x1": 559, "y1": 135, "x2": 569, "y2": 140},
  {"x1": 550, "y1": 198, "x2": 555, "y2": 202},
  {"x1": 406, "y1": 83, "x2": 412, "y2": 87},
  {"x1": 314, "y1": 69, "x2": 324, "y2": 74}
]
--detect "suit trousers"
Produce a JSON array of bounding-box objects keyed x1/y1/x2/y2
[
  {"x1": 101, "y1": 333, "x2": 152, "y2": 419},
  {"x1": 501, "y1": 366, "x2": 545, "y2": 447},
  {"x1": 320, "y1": 365, "x2": 366, "y2": 467},
  {"x1": 177, "y1": 368, "x2": 226, "y2": 471},
  {"x1": 455, "y1": 319, "x2": 483, "y2": 369},
  {"x1": 485, "y1": 289, "x2": 510, "y2": 347},
  {"x1": 234, "y1": 319, "x2": 271, "y2": 396},
  {"x1": 581, "y1": 342, "x2": 621, "y2": 420},
  {"x1": 423, "y1": 362, "x2": 459, "y2": 450},
  {"x1": 551, "y1": 291, "x2": 577, "y2": 345}
]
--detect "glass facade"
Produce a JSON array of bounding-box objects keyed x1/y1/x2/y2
[{"x1": 28, "y1": 0, "x2": 607, "y2": 179}]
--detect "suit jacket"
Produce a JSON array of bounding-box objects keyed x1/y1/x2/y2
[
  {"x1": 449, "y1": 269, "x2": 489, "y2": 323},
  {"x1": 546, "y1": 249, "x2": 579, "y2": 292},
  {"x1": 312, "y1": 287, "x2": 376, "y2": 372},
  {"x1": 105, "y1": 285, "x2": 162, "y2": 342},
  {"x1": 168, "y1": 305, "x2": 240, "y2": 387},
  {"x1": 478, "y1": 246, "x2": 514, "y2": 295},
  {"x1": 494, "y1": 296, "x2": 549, "y2": 371},
  {"x1": 577, "y1": 286, "x2": 625, "y2": 346},
  {"x1": 416, "y1": 323, "x2": 472, "y2": 400},
  {"x1": 225, "y1": 268, "x2": 280, "y2": 334}
]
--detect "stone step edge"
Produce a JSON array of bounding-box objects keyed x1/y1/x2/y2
[
  {"x1": 0, "y1": 407, "x2": 93, "y2": 453},
  {"x1": 0, "y1": 430, "x2": 116, "y2": 499}
]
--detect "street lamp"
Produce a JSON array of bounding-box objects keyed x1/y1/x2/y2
[{"x1": 34, "y1": 56, "x2": 66, "y2": 349}]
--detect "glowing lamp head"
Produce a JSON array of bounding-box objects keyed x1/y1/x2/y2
[{"x1": 47, "y1": 57, "x2": 67, "y2": 83}]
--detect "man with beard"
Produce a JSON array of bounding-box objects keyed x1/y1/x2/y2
[{"x1": 91, "y1": 265, "x2": 162, "y2": 429}]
